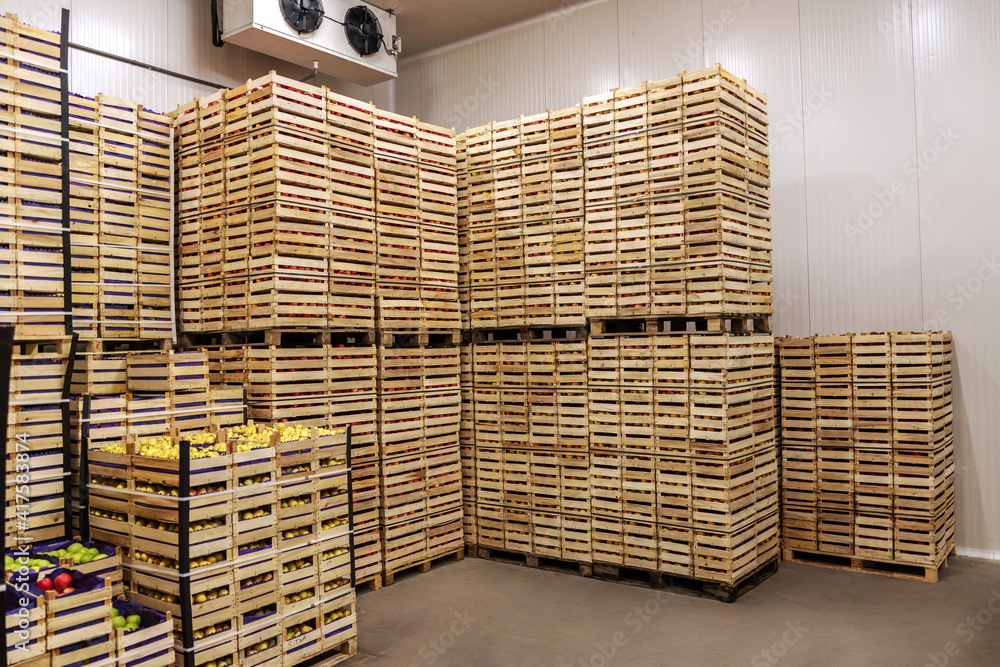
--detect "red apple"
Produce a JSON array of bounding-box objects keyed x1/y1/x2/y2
[
  {"x1": 53, "y1": 573, "x2": 73, "y2": 593},
  {"x1": 37, "y1": 578, "x2": 53, "y2": 591}
]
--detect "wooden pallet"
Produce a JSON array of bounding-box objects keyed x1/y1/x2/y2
[
  {"x1": 383, "y1": 547, "x2": 464, "y2": 586},
  {"x1": 470, "y1": 325, "x2": 587, "y2": 343},
  {"x1": 285, "y1": 637, "x2": 358, "y2": 667},
  {"x1": 782, "y1": 544, "x2": 955, "y2": 583},
  {"x1": 378, "y1": 330, "x2": 462, "y2": 347},
  {"x1": 179, "y1": 328, "x2": 376, "y2": 348},
  {"x1": 475, "y1": 546, "x2": 594, "y2": 577},
  {"x1": 592, "y1": 554, "x2": 779, "y2": 603},
  {"x1": 355, "y1": 573, "x2": 383, "y2": 592},
  {"x1": 589, "y1": 315, "x2": 771, "y2": 336}
]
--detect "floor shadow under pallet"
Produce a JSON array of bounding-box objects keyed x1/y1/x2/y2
[
  {"x1": 592, "y1": 556, "x2": 779, "y2": 603},
  {"x1": 383, "y1": 548, "x2": 465, "y2": 586},
  {"x1": 475, "y1": 546, "x2": 594, "y2": 578},
  {"x1": 356, "y1": 573, "x2": 384, "y2": 592},
  {"x1": 782, "y1": 546, "x2": 955, "y2": 583},
  {"x1": 476, "y1": 546, "x2": 778, "y2": 603}
]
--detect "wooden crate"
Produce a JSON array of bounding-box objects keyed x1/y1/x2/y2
[
  {"x1": 5, "y1": 585, "x2": 47, "y2": 666},
  {"x1": 45, "y1": 574, "x2": 113, "y2": 651},
  {"x1": 126, "y1": 351, "x2": 209, "y2": 393}
]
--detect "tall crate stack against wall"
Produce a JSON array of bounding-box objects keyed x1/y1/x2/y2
[
  {"x1": 67, "y1": 94, "x2": 173, "y2": 340},
  {"x1": 778, "y1": 332, "x2": 956, "y2": 581},
  {"x1": 456, "y1": 66, "x2": 777, "y2": 592},
  {"x1": 374, "y1": 111, "x2": 460, "y2": 333},
  {"x1": 172, "y1": 73, "x2": 377, "y2": 334},
  {"x1": 1, "y1": 14, "x2": 68, "y2": 339},
  {"x1": 582, "y1": 67, "x2": 771, "y2": 319}
]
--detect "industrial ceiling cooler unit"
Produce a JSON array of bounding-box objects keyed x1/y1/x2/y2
[{"x1": 218, "y1": 0, "x2": 399, "y2": 85}]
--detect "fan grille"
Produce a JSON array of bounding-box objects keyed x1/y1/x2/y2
[
  {"x1": 280, "y1": 0, "x2": 325, "y2": 33},
  {"x1": 344, "y1": 5, "x2": 383, "y2": 57}
]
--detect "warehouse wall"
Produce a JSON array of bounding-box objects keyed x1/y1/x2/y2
[
  {"x1": 10, "y1": 0, "x2": 998, "y2": 556},
  {"x1": 391, "y1": 0, "x2": 1000, "y2": 556},
  {"x1": 4, "y1": 0, "x2": 395, "y2": 112}
]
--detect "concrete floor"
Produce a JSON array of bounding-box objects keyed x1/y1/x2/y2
[{"x1": 351, "y1": 555, "x2": 1000, "y2": 667}]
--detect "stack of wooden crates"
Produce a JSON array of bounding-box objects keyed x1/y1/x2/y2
[
  {"x1": 457, "y1": 65, "x2": 778, "y2": 591},
  {"x1": 778, "y1": 333, "x2": 956, "y2": 581},
  {"x1": 170, "y1": 75, "x2": 464, "y2": 588},
  {"x1": 1, "y1": 17, "x2": 75, "y2": 551}
]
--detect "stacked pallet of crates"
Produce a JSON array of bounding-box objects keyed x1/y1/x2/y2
[
  {"x1": 456, "y1": 138, "x2": 477, "y2": 547},
  {"x1": 778, "y1": 332, "x2": 955, "y2": 581},
  {"x1": 172, "y1": 75, "x2": 379, "y2": 588},
  {"x1": 464, "y1": 108, "x2": 586, "y2": 330},
  {"x1": 586, "y1": 332, "x2": 778, "y2": 582},
  {"x1": 374, "y1": 111, "x2": 460, "y2": 333},
  {"x1": 81, "y1": 425, "x2": 356, "y2": 667},
  {"x1": 581, "y1": 67, "x2": 771, "y2": 320},
  {"x1": 66, "y1": 93, "x2": 173, "y2": 341},
  {"x1": 0, "y1": 13, "x2": 68, "y2": 341},
  {"x1": 459, "y1": 343, "x2": 477, "y2": 546},
  {"x1": 205, "y1": 334, "x2": 381, "y2": 585},
  {"x1": 172, "y1": 75, "x2": 377, "y2": 334},
  {"x1": 374, "y1": 112, "x2": 463, "y2": 583},
  {"x1": 473, "y1": 339, "x2": 591, "y2": 563},
  {"x1": 70, "y1": 349, "x2": 244, "y2": 532},
  {"x1": 6, "y1": 336, "x2": 76, "y2": 549},
  {"x1": 174, "y1": 74, "x2": 376, "y2": 335},
  {"x1": 377, "y1": 341, "x2": 463, "y2": 583},
  {"x1": 1, "y1": 15, "x2": 75, "y2": 556}
]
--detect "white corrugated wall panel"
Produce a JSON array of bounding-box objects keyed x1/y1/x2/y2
[
  {"x1": 798, "y1": 0, "x2": 923, "y2": 334},
  {"x1": 421, "y1": 39, "x2": 486, "y2": 131},
  {"x1": 543, "y1": 0, "x2": 620, "y2": 111},
  {"x1": 7, "y1": 0, "x2": 999, "y2": 552},
  {"x1": 2, "y1": 1, "x2": 69, "y2": 32},
  {"x1": 617, "y1": 0, "x2": 706, "y2": 86},
  {"x1": 911, "y1": 0, "x2": 1000, "y2": 552},
  {"x1": 473, "y1": 22, "x2": 547, "y2": 127},
  {"x1": 703, "y1": 0, "x2": 811, "y2": 336}
]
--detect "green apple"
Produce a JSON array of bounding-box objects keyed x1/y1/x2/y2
[{"x1": 112, "y1": 616, "x2": 127, "y2": 629}]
